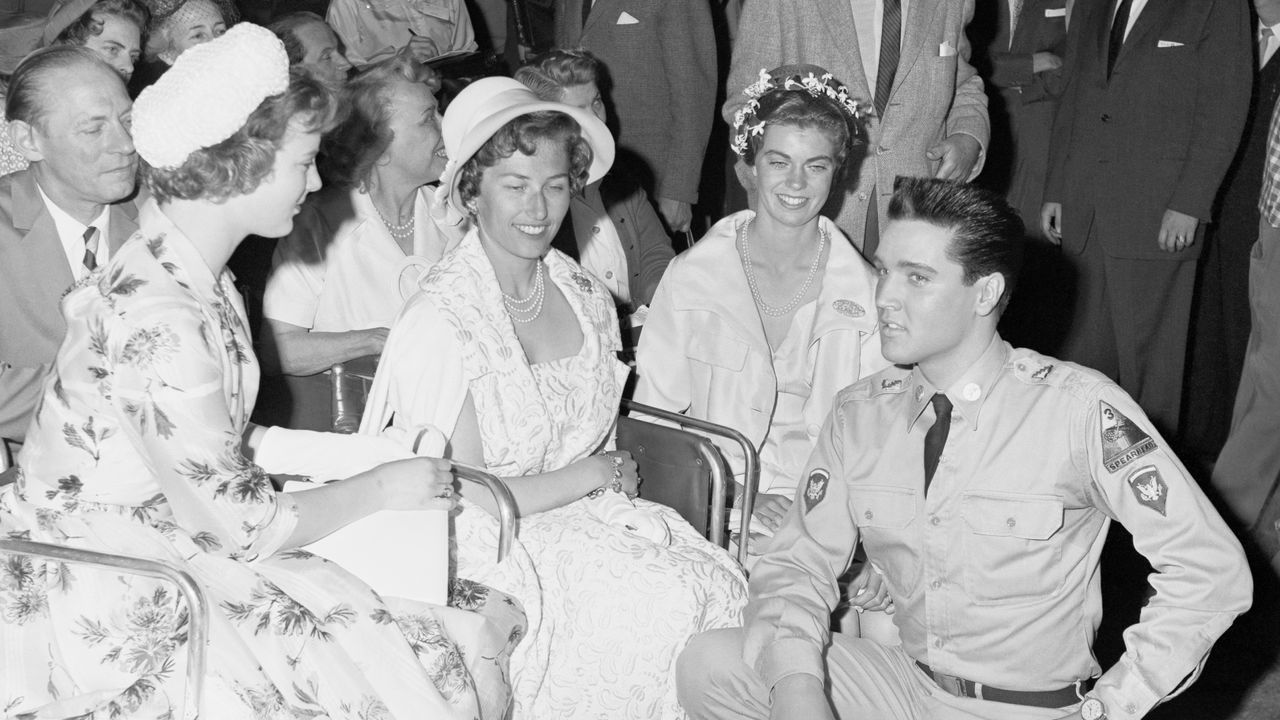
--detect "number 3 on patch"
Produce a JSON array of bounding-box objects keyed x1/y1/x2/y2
[{"x1": 804, "y1": 469, "x2": 829, "y2": 513}]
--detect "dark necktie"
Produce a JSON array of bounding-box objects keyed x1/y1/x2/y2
[
  {"x1": 1107, "y1": 0, "x2": 1134, "y2": 79},
  {"x1": 875, "y1": 0, "x2": 902, "y2": 117},
  {"x1": 581, "y1": 0, "x2": 591, "y2": 29},
  {"x1": 923, "y1": 393, "x2": 952, "y2": 494},
  {"x1": 82, "y1": 226, "x2": 100, "y2": 272}
]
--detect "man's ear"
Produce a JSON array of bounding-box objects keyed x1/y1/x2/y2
[
  {"x1": 8, "y1": 119, "x2": 45, "y2": 163},
  {"x1": 974, "y1": 272, "x2": 1006, "y2": 317}
]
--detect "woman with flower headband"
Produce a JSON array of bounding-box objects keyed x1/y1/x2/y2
[
  {"x1": 0, "y1": 25, "x2": 522, "y2": 719},
  {"x1": 636, "y1": 65, "x2": 890, "y2": 567}
]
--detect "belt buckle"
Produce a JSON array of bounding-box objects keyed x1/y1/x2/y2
[{"x1": 933, "y1": 671, "x2": 965, "y2": 698}]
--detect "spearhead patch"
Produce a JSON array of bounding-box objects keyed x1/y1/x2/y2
[
  {"x1": 804, "y1": 469, "x2": 830, "y2": 513},
  {"x1": 1100, "y1": 401, "x2": 1157, "y2": 473},
  {"x1": 1126, "y1": 465, "x2": 1168, "y2": 516}
]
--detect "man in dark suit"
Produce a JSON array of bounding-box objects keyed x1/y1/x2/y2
[
  {"x1": 0, "y1": 47, "x2": 139, "y2": 459},
  {"x1": 554, "y1": 0, "x2": 717, "y2": 234},
  {"x1": 1042, "y1": 0, "x2": 1252, "y2": 436},
  {"x1": 1184, "y1": 0, "x2": 1280, "y2": 454}
]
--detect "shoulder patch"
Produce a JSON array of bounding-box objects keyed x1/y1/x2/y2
[
  {"x1": 1126, "y1": 465, "x2": 1168, "y2": 516},
  {"x1": 1100, "y1": 400, "x2": 1157, "y2": 473},
  {"x1": 803, "y1": 469, "x2": 830, "y2": 513}
]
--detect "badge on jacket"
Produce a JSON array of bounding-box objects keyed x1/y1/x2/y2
[
  {"x1": 1100, "y1": 401, "x2": 1157, "y2": 473},
  {"x1": 804, "y1": 469, "x2": 829, "y2": 513},
  {"x1": 832, "y1": 299, "x2": 865, "y2": 318}
]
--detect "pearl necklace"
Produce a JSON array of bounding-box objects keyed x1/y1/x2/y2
[
  {"x1": 738, "y1": 218, "x2": 827, "y2": 318},
  {"x1": 502, "y1": 261, "x2": 546, "y2": 324},
  {"x1": 371, "y1": 197, "x2": 416, "y2": 243}
]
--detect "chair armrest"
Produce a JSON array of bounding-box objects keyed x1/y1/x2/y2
[
  {"x1": 453, "y1": 462, "x2": 518, "y2": 563},
  {"x1": 620, "y1": 399, "x2": 760, "y2": 567},
  {"x1": 0, "y1": 538, "x2": 208, "y2": 720}
]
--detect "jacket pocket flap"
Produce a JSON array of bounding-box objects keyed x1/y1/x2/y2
[
  {"x1": 962, "y1": 493, "x2": 1063, "y2": 539},
  {"x1": 850, "y1": 486, "x2": 917, "y2": 529},
  {"x1": 688, "y1": 334, "x2": 748, "y2": 371}
]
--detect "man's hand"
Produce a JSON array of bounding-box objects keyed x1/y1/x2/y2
[
  {"x1": 657, "y1": 197, "x2": 693, "y2": 234},
  {"x1": 770, "y1": 675, "x2": 835, "y2": 720},
  {"x1": 752, "y1": 492, "x2": 794, "y2": 532},
  {"x1": 1032, "y1": 51, "x2": 1064, "y2": 74},
  {"x1": 927, "y1": 133, "x2": 982, "y2": 181},
  {"x1": 406, "y1": 32, "x2": 442, "y2": 63},
  {"x1": 1041, "y1": 202, "x2": 1063, "y2": 244},
  {"x1": 847, "y1": 562, "x2": 894, "y2": 613},
  {"x1": 1157, "y1": 209, "x2": 1199, "y2": 252}
]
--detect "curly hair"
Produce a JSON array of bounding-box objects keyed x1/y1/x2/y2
[
  {"x1": 319, "y1": 54, "x2": 435, "y2": 190},
  {"x1": 741, "y1": 87, "x2": 865, "y2": 183},
  {"x1": 143, "y1": 69, "x2": 339, "y2": 204},
  {"x1": 514, "y1": 48, "x2": 600, "y2": 102},
  {"x1": 51, "y1": 0, "x2": 149, "y2": 48},
  {"x1": 455, "y1": 111, "x2": 593, "y2": 213}
]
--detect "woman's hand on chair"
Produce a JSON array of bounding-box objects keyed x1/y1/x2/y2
[
  {"x1": 848, "y1": 562, "x2": 894, "y2": 614},
  {"x1": 598, "y1": 451, "x2": 640, "y2": 498},
  {"x1": 373, "y1": 456, "x2": 457, "y2": 511}
]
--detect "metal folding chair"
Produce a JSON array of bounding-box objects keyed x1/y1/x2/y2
[
  {"x1": 617, "y1": 399, "x2": 760, "y2": 567},
  {"x1": 0, "y1": 538, "x2": 209, "y2": 719}
]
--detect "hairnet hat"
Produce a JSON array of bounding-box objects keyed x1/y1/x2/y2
[
  {"x1": 132, "y1": 22, "x2": 288, "y2": 169},
  {"x1": 437, "y1": 76, "x2": 614, "y2": 216}
]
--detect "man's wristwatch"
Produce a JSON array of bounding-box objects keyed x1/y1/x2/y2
[{"x1": 1080, "y1": 696, "x2": 1107, "y2": 720}]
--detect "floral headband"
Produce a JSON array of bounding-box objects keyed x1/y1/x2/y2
[{"x1": 730, "y1": 68, "x2": 870, "y2": 157}]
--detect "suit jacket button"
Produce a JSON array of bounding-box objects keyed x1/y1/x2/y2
[{"x1": 1100, "y1": 113, "x2": 1111, "y2": 122}]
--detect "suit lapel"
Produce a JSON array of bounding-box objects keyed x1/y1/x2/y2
[
  {"x1": 1114, "y1": 0, "x2": 1166, "y2": 70},
  {"x1": 10, "y1": 172, "x2": 76, "y2": 309},
  {"x1": 894, "y1": 0, "x2": 944, "y2": 102},
  {"x1": 816, "y1": 0, "x2": 872, "y2": 100},
  {"x1": 107, "y1": 197, "x2": 139, "y2": 253},
  {"x1": 581, "y1": 0, "x2": 615, "y2": 38}
]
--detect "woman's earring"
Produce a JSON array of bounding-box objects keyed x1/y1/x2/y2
[{"x1": 466, "y1": 200, "x2": 477, "y2": 214}]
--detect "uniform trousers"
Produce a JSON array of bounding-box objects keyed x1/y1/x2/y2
[
  {"x1": 1060, "y1": 228, "x2": 1199, "y2": 437},
  {"x1": 1213, "y1": 224, "x2": 1280, "y2": 526},
  {"x1": 676, "y1": 628, "x2": 1080, "y2": 720}
]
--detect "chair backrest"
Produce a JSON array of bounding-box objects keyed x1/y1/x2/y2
[{"x1": 618, "y1": 400, "x2": 761, "y2": 567}]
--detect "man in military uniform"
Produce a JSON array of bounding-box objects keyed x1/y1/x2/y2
[{"x1": 676, "y1": 178, "x2": 1251, "y2": 720}]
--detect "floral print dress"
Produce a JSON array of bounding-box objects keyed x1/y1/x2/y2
[
  {"x1": 0, "y1": 201, "x2": 523, "y2": 719},
  {"x1": 362, "y1": 231, "x2": 749, "y2": 719}
]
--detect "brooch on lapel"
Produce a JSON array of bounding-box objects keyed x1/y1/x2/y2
[
  {"x1": 832, "y1": 299, "x2": 865, "y2": 318},
  {"x1": 571, "y1": 271, "x2": 594, "y2": 294}
]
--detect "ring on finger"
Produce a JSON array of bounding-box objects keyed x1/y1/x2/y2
[{"x1": 436, "y1": 486, "x2": 453, "y2": 499}]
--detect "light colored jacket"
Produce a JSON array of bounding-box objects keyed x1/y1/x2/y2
[{"x1": 634, "y1": 210, "x2": 887, "y2": 489}]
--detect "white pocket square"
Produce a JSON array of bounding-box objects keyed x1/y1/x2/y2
[
  {"x1": 1045, "y1": 7, "x2": 1067, "y2": 17},
  {"x1": 939, "y1": 40, "x2": 957, "y2": 57},
  {"x1": 1157, "y1": 40, "x2": 1185, "y2": 48},
  {"x1": 616, "y1": 11, "x2": 639, "y2": 25}
]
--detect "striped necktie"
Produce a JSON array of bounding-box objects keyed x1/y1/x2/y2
[
  {"x1": 875, "y1": 0, "x2": 902, "y2": 117},
  {"x1": 82, "y1": 226, "x2": 100, "y2": 272}
]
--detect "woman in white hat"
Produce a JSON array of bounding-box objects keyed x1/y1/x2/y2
[
  {"x1": 361, "y1": 76, "x2": 748, "y2": 720},
  {"x1": 0, "y1": 24, "x2": 522, "y2": 719}
]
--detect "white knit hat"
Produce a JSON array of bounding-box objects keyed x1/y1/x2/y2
[
  {"x1": 132, "y1": 22, "x2": 288, "y2": 169},
  {"x1": 437, "y1": 76, "x2": 615, "y2": 216}
]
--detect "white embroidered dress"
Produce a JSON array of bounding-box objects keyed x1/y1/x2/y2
[{"x1": 362, "y1": 230, "x2": 748, "y2": 719}]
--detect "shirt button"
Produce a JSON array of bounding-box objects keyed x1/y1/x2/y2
[
  {"x1": 605, "y1": 271, "x2": 614, "y2": 279},
  {"x1": 1006, "y1": 517, "x2": 1017, "y2": 528},
  {"x1": 930, "y1": 515, "x2": 941, "y2": 526},
  {"x1": 931, "y1": 579, "x2": 943, "y2": 590},
  {"x1": 864, "y1": 510, "x2": 874, "y2": 521}
]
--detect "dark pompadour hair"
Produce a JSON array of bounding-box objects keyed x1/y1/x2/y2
[{"x1": 887, "y1": 177, "x2": 1025, "y2": 312}]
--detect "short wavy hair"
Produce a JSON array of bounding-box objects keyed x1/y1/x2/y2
[
  {"x1": 741, "y1": 86, "x2": 864, "y2": 183},
  {"x1": 143, "y1": 69, "x2": 339, "y2": 204},
  {"x1": 6, "y1": 46, "x2": 116, "y2": 131},
  {"x1": 144, "y1": 0, "x2": 236, "y2": 62},
  {"x1": 320, "y1": 54, "x2": 435, "y2": 190},
  {"x1": 455, "y1": 111, "x2": 593, "y2": 212},
  {"x1": 514, "y1": 48, "x2": 599, "y2": 101},
  {"x1": 51, "y1": 0, "x2": 149, "y2": 49}
]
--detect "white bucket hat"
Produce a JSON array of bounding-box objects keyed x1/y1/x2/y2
[{"x1": 437, "y1": 76, "x2": 615, "y2": 216}]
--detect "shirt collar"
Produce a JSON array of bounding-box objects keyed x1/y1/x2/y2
[
  {"x1": 138, "y1": 198, "x2": 222, "y2": 304},
  {"x1": 36, "y1": 183, "x2": 110, "y2": 261},
  {"x1": 905, "y1": 335, "x2": 1010, "y2": 433}
]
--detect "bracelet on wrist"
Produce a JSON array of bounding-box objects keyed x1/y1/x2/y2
[{"x1": 585, "y1": 454, "x2": 625, "y2": 498}]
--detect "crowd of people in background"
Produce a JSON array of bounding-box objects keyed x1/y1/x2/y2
[{"x1": 0, "y1": 0, "x2": 1275, "y2": 718}]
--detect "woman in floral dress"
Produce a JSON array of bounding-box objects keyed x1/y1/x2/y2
[
  {"x1": 0, "y1": 25, "x2": 521, "y2": 719},
  {"x1": 361, "y1": 77, "x2": 748, "y2": 720}
]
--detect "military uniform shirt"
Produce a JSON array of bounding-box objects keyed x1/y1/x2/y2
[{"x1": 743, "y1": 336, "x2": 1252, "y2": 720}]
